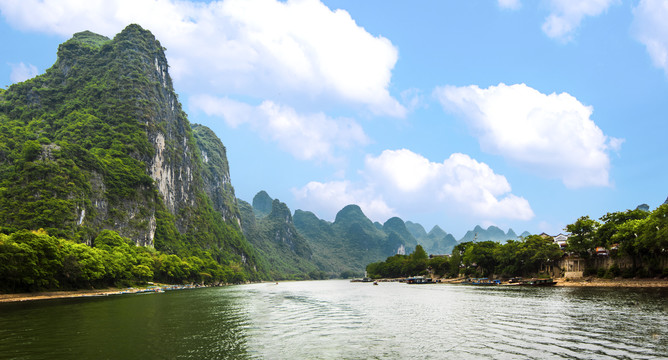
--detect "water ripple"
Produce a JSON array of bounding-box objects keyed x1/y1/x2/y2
[{"x1": 1, "y1": 282, "x2": 666, "y2": 359}]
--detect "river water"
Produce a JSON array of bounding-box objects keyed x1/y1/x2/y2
[{"x1": 0, "y1": 280, "x2": 666, "y2": 359}]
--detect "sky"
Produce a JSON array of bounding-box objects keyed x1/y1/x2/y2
[{"x1": 1, "y1": 0, "x2": 667, "y2": 239}]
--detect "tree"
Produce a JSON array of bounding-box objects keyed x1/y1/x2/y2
[
  {"x1": 565, "y1": 216, "x2": 599, "y2": 257},
  {"x1": 462, "y1": 241, "x2": 499, "y2": 277},
  {"x1": 596, "y1": 210, "x2": 649, "y2": 248},
  {"x1": 411, "y1": 245, "x2": 428, "y2": 261},
  {"x1": 428, "y1": 256, "x2": 450, "y2": 276},
  {"x1": 518, "y1": 235, "x2": 562, "y2": 275}
]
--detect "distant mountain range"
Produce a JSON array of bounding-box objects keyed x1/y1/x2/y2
[{"x1": 241, "y1": 191, "x2": 530, "y2": 275}]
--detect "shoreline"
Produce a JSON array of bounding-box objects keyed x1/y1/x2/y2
[
  {"x1": 0, "y1": 284, "x2": 206, "y2": 304},
  {"x1": 554, "y1": 277, "x2": 668, "y2": 288},
  {"x1": 2, "y1": 278, "x2": 667, "y2": 304},
  {"x1": 435, "y1": 277, "x2": 668, "y2": 288}
]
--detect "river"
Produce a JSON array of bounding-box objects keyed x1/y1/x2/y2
[{"x1": 0, "y1": 280, "x2": 666, "y2": 359}]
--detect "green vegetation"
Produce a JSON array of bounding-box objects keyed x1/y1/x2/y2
[
  {"x1": 366, "y1": 236, "x2": 561, "y2": 279},
  {"x1": 568, "y1": 205, "x2": 668, "y2": 277},
  {"x1": 238, "y1": 197, "x2": 329, "y2": 280},
  {"x1": 0, "y1": 229, "x2": 246, "y2": 293},
  {"x1": 366, "y1": 245, "x2": 430, "y2": 278},
  {"x1": 368, "y1": 204, "x2": 668, "y2": 280},
  {"x1": 0, "y1": 25, "x2": 264, "y2": 292},
  {"x1": 293, "y1": 205, "x2": 415, "y2": 276}
]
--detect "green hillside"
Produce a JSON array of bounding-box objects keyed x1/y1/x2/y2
[{"x1": 0, "y1": 25, "x2": 262, "y2": 288}]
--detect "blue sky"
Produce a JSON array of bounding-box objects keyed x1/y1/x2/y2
[{"x1": 1, "y1": 0, "x2": 667, "y2": 238}]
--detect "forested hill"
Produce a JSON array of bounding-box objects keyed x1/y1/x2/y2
[{"x1": 0, "y1": 24, "x2": 263, "y2": 284}]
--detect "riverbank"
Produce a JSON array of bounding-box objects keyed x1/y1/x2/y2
[
  {"x1": 555, "y1": 277, "x2": 668, "y2": 287},
  {"x1": 0, "y1": 284, "x2": 206, "y2": 303},
  {"x1": 436, "y1": 277, "x2": 668, "y2": 287}
]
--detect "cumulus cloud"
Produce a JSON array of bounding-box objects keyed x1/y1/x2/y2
[
  {"x1": 498, "y1": 0, "x2": 521, "y2": 10},
  {"x1": 293, "y1": 149, "x2": 534, "y2": 223},
  {"x1": 434, "y1": 83, "x2": 622, "y2": 188},
  {"x1": 8, "y1": 62, "x2": 38, "y2": 83},
  {"x1": 292, "y1": 180, "x2": 397, "y2": 222},
  {"x1": 0, "y1": 0, "x2": 404, "y2": 116},
  {"x1": 542, "y1": 0, "x2": 618, "y2": 41},
  {"x1": 632, "y1": 0, "x2": 668, "y2": 77},
  {"x1": 191, "y1": 95, "x2": 369, "y2": 162}
]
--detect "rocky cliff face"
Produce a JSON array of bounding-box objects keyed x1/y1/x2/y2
[
  {"x1": 192, "y1": 123, "x2": 241, "y2": 228},
  {"x1": 0, "y1": 25, "x2": 255, "y2": 272},
  {"x1": 237, "y1": 193, "x2": 317, "y2": 278}
]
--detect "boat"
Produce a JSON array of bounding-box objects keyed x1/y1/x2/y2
[
  {"x1": 460, "y1": 278, "x2": 500, "y2": 286},
  {"x1": 520, "y1": 278, "x2": 556, "y2": 286},
  {"x1": 406, "y1": 276, "x2": 434, "y2": 284}
]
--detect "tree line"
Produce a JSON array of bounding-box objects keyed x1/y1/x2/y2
[
  {"x1": 565, "y1": 204, "x2": 667, "y2": 277},
  {"x1": 0, "y1": 229, "x2": 246, "y2": 293},
  {"x1": 366, "y1": 236, "x2": 561, "y2": 279},
  {"x1": 367, "y1": 204, "x2": 668, "y2": 279}
]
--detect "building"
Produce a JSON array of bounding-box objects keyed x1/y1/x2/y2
[
  {"x1": 539, "y1": 232, "x2": 569, "y2": 250},
  {"x1": 553, "y1": 234, "x2": 569, "y2": 249}
]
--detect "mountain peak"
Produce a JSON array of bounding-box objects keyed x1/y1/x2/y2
[
  {"x1": 252, "y1": 190, "x2": 273, "y2": 217},
  {"x1": 405, "y1": 221, "x2": 427, "y2": 239},
  {"x1": 70, "y1": 30, "x2": 110, "y2": 48},
  {"x1": 334, "y1": 204, "x2": 365, "y2": 224},
  {"x1": 268, "y1": 199, "x2": 293, "y2": 224},
  {"x1": 507, "y1": 228, "x2": 517, "y2": 238},
  {"x1": 428, "y1": 225, "x2": 447, "y2": 238},
  {"x1": 114, "y1": 23, "x2": 160, "y2": 46}
]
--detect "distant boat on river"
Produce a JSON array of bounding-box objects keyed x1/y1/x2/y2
[
  {"x1": 520, "y1": 278, "x2": 556, "y2": 286},
  {"x1": 460, "y1": 277, "x2": 556, "y2": 286},
  {"x1": 406, "y1": 276, "x2": 435, "y2": 284},
  {"x1": 460, "y1": 278, "x2": 500, "y2": 286}
]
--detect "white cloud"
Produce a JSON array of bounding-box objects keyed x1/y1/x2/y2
[
  {"x1": 364, "y1": 150, "x2": 534, "y2": 220},
  {"x1": 0, "y1": 0, "x2": 404, "y2": 116},
  {"x1": 498, "y1": 0, "x2": 521, "y2": 10},
  {"x1": 400, "y1": 88, "x2": 426, "y2": 113},
  {"x1": 542, "y1": 0, "x2": 618, "y2": 41},
  {"x1": 293, "y1": 149, "x2": 534, "y2": 223},
  {"x1": 292, "y1": 180, "x2": 397, "y2": 223},
  {"x1": 633, "y1": 0, "x2": 668, "y2": 77},
  {"x1": 8, "y1": 62, "x2": 38, "y2": 83},
  {"x1": 191, "y1": 95, "x2": 369, "y2": 162},
  {"x1": 434, "y1": 83, "x2": 622, "y2": 188}
]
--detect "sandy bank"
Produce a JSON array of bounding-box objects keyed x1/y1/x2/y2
[
  {"x1": 435, "y1": 277, "x2": 668, "y2": 288},
  {"x1": 0, "y1": 285, "x2": 203, "y2": 304},
  {"x1": 0, "y1": 288, "x2": 133, "y2": 303},
  {"x1": 555, "y1": 277, "x2": 668, "y2": 288}
]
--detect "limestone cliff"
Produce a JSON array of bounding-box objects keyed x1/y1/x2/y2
[{"x1": 0, "y1": 25, "x2": 257, "y2": 274}]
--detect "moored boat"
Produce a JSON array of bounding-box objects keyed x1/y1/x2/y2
[
  {"x1": 406, "y1": 276, "x2": 434, "y2": 284},
  {"x1": 460, "y1": 278, "x2": 500, "y2": 285},
  {"x1": 520, "y1": 278, "x2": 556, "y2": 286}
]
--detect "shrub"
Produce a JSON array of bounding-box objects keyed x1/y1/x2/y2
[
  {"x1": 621, "y1": 267, "x2": 635, "y2": 279},
  {"x1": 607, "y1": 264, "x2": 620, "y2": 278}
]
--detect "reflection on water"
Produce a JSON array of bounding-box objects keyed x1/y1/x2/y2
[
  {"x1": 0, "y1": 281, "x2": 666, "y2": 359},
  {"x1": 0, "y1": 289, "x2": 252, "y2": 359}
]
